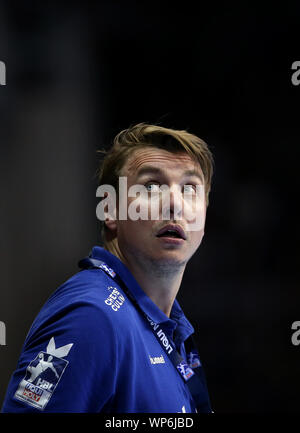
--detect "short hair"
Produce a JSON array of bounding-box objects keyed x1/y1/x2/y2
[{"x1": 96, "y1": 122, "x2": 214, "y2": 247}]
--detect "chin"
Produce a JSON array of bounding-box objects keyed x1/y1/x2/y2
[{"x1": 151, "y1": 250, "x2": 188, "y2": 264}]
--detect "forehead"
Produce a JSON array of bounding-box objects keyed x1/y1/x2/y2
[{"x1": 123, "y1": 147, "x2": 202, "y2": 176}]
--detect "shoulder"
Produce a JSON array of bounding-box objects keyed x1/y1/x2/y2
[
  {"x1": 48, "y1": 268, "x2": 114, "y2": 306},
  {"x1": 25, "y1": 269, "x2": 134, "y2": 347}
]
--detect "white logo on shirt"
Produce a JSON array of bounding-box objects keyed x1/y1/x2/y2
[
  {"x1": 149, "y1": 354, "x2": 165, "y2": 364},
  {"x1": 105, "y1": 286, "x2": 125, "y2": 311},
  {"x1": 14, "y1": 337, "x2": 73, "y2": 410}
]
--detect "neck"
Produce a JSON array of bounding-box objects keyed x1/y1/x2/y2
[
  {"x1": 126, "y1": 260, "x2": 184, "y2": 318},
  {"x1": 106, "y1": 239, "x2": 185, "y2": 318}
]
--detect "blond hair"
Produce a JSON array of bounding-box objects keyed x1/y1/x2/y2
[{"x1": 97, "y1": 122, "x2": 214, "y2": 248}]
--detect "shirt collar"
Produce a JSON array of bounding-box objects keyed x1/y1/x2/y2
[{"x1": 90, "y1": 246, "x2": 194, "y2": 341}]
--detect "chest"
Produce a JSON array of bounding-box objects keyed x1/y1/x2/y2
[{"x1": 111, "y1": 320, "x2": 196, "y2": 413}]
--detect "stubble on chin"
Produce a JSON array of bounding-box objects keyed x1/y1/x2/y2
[{"x1": 132, "y1": 245, "x2": 187, "y2": 278}]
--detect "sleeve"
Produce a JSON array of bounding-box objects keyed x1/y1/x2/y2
[{"x1": 1, "y1": 302, "x2": 118, "y2": 413}]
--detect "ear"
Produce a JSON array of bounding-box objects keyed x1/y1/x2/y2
[
  {"x1": 105, "y1": 218, "x2": 117, "y2": 233},
  {"x1": 98, "y1": 190, "x2": 118, "y2": 234}
]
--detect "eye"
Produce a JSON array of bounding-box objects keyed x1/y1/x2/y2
[
  {"x1": 183, "y1": 184, "x2": 196, "y2": 194},
  {"x1": 145, "y1": 182, "x2": 160, "y2": 192}
]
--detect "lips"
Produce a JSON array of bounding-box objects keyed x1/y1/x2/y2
[{"x1": 156, "y1": 224, "x2": 186, "y2": 240}]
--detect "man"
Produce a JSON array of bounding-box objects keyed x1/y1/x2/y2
[{"x1": 2, "y1": 123, "x2": 214, "y2": 413}]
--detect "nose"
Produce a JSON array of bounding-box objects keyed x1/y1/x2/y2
[{"x1": 161, "y1": 184, "x2": 183, "y2": 221}]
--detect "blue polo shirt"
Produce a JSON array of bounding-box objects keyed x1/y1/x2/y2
[{"x1": 1, "y1": 246, "x2": 211, "y2": 413}]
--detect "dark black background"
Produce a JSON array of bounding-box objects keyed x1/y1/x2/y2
[{"x1": 0, "y1": 1, "x2": 299, "y2": 412}]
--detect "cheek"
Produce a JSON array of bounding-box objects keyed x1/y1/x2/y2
[
  {"x1": 197, "y1": 229, "x2": 205, "y2": 244},
  {"x1": 188, "y1": 230, "x2": 205, "y2": 256},
  {"x1": 127, "y1": 192, "x2": 158, "y2": 222},
  {"x1": 183, "y1": 191, "x2": 206, "y2": 230},
  {"x1": 118, "y1": 219, "x2": 151, "y2": 243}
]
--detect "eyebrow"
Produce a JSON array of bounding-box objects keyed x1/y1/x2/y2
[{"x1": 135, "y1": 165, "x2": 204, "y2": 182}]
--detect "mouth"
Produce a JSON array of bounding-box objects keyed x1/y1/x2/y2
[{"x1": 156, "y1": 224, "x2": 186, "y2": 240}]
